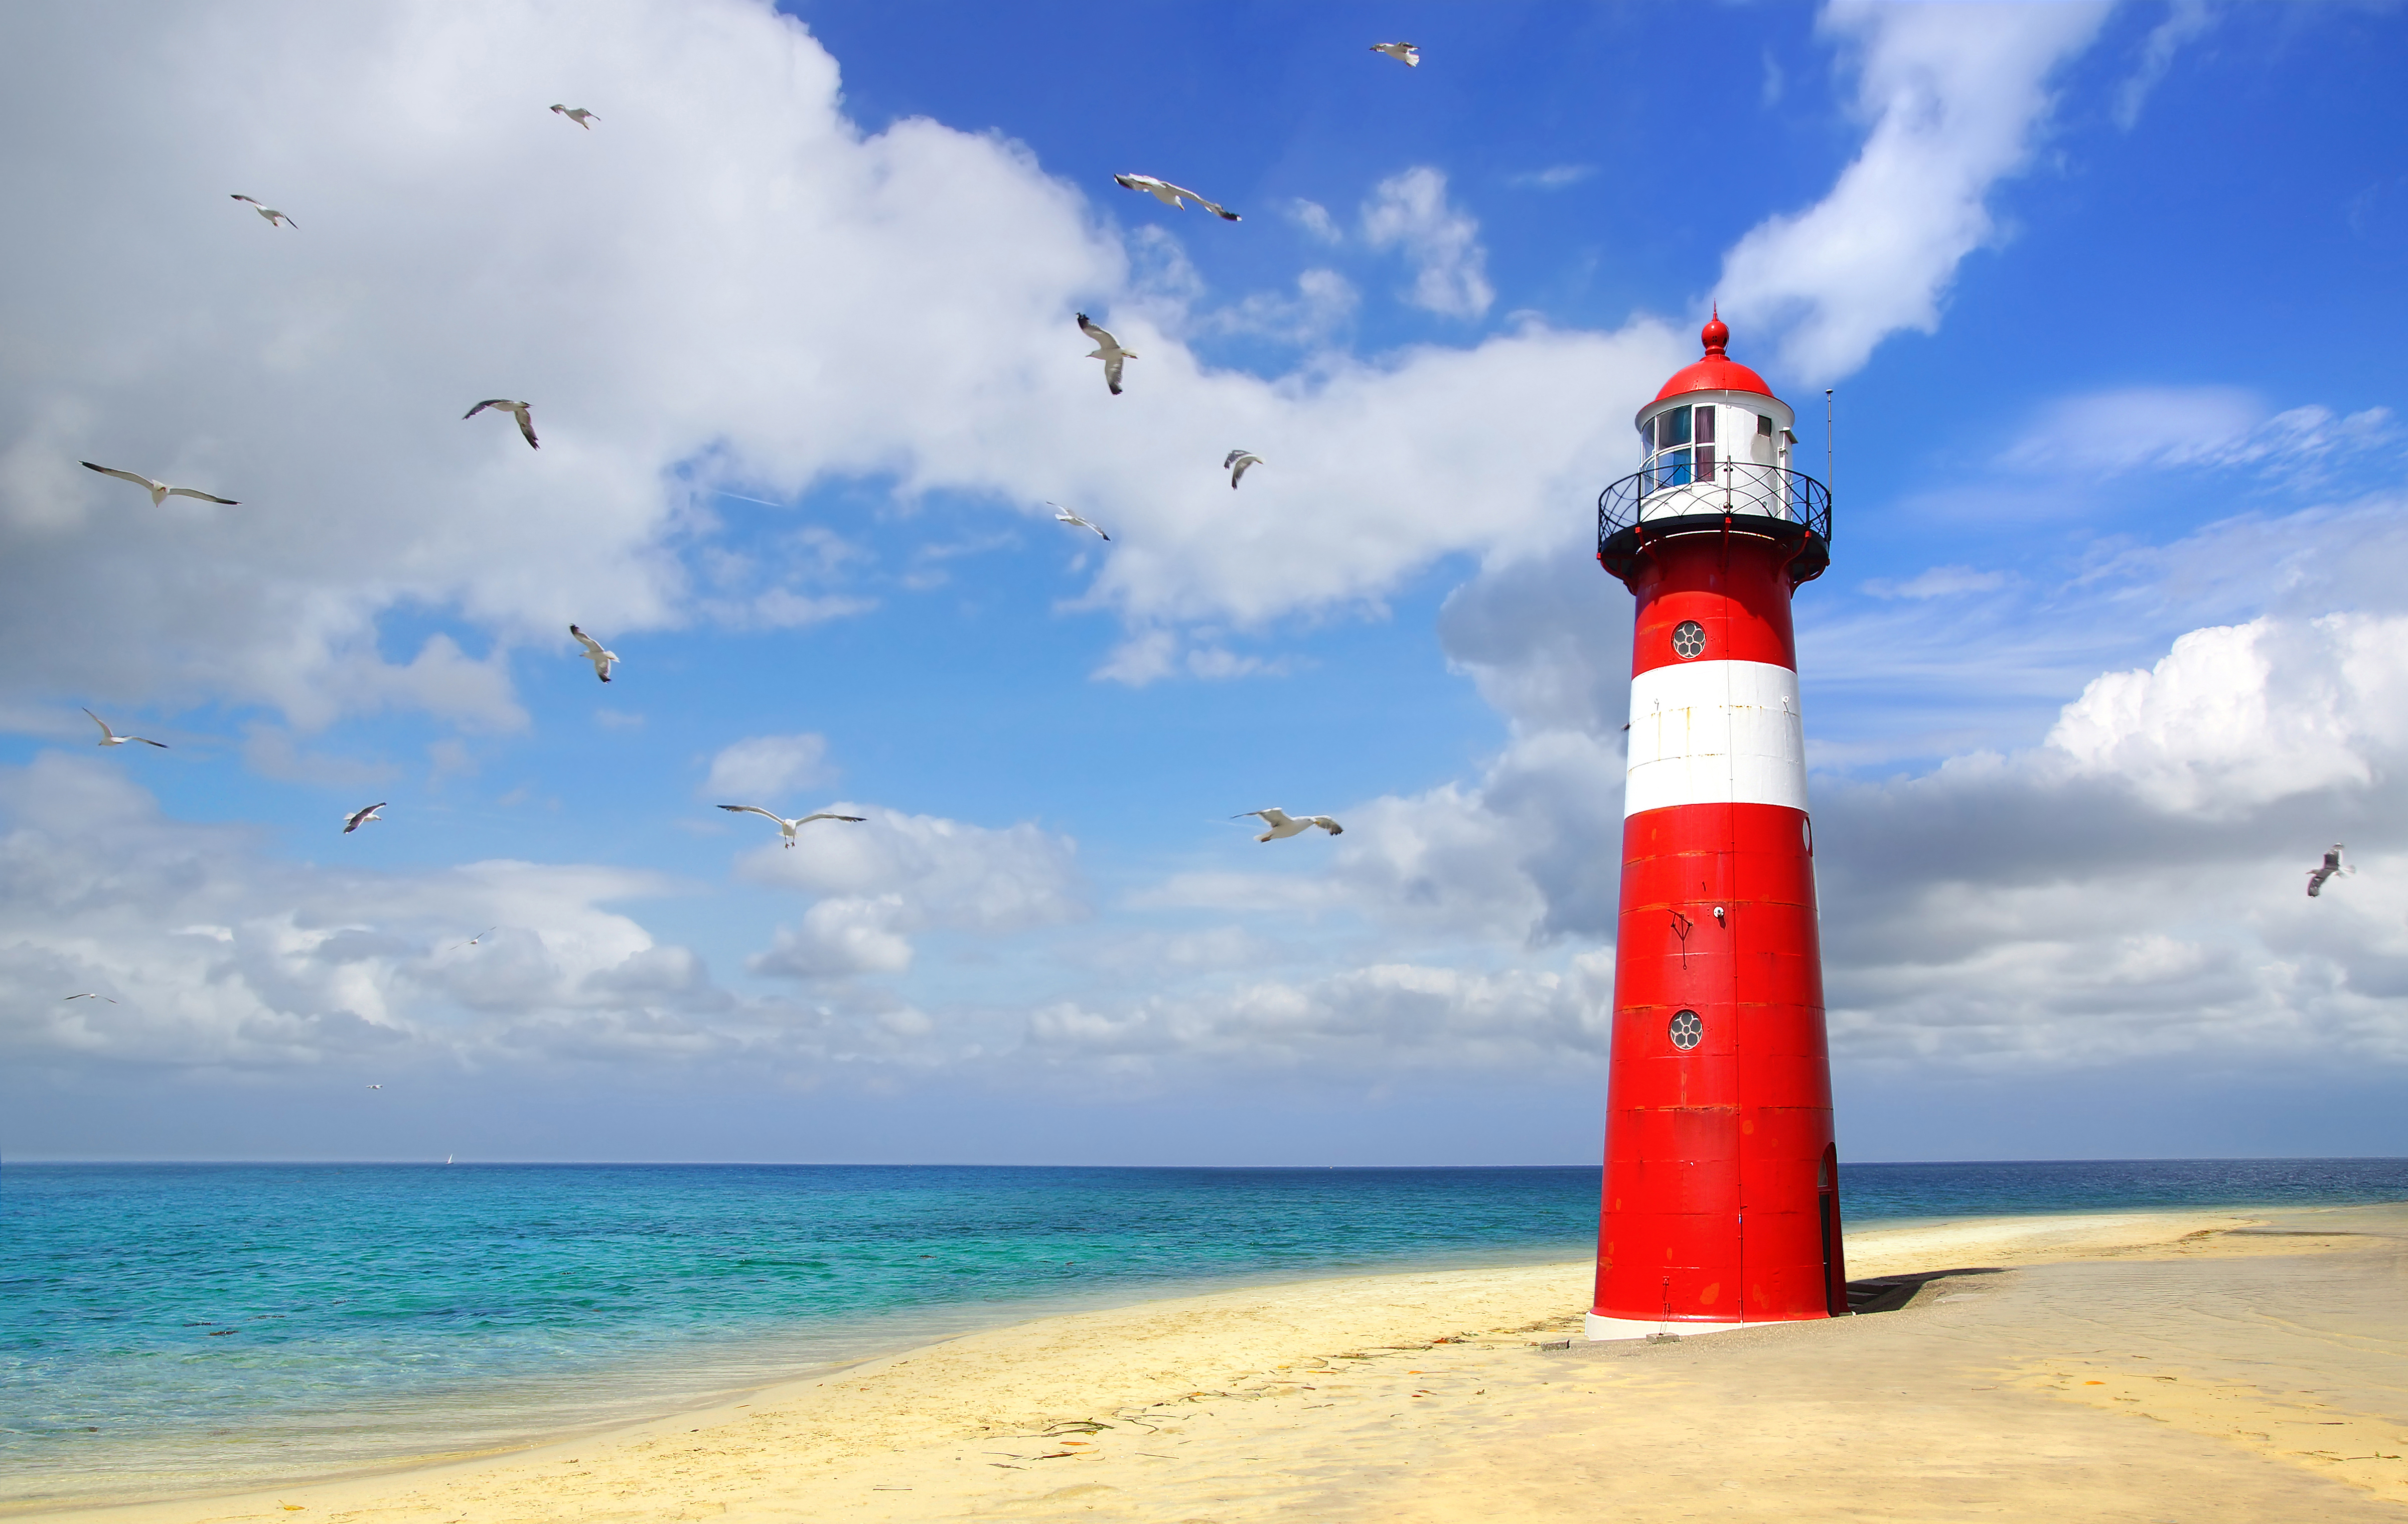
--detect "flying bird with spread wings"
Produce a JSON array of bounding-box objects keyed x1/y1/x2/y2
[
  {"x1": 64, "y1": 993, "x2": 117, "y2": 1003},
  {"x1": 549, "y1": 105, "x2": 598, "y2": 128},
  {"x1": 343, "y1": 803, "x2": 387, "y2": 835},
  {"x1": 80, "y1": 462, "x2": 237, "y2": 507},
  {"x1": 2307, "y1": 844, "x2": 2352, "y2": 897},
  {"x1": 1235, "y1": 807, "x2": 1344, "y2": 842},
  {"x1": 1370, "y1": 42, "x2": 1421, "y2": 66},
  {"x1": 230, "y1": 194, "x2": 296, "y2": 227},
  {"x1": 1077, "y1": 313, "x2": 1135, "y2": 395},
  {"x1": 1112, "y1": 174, "x2": 1241, "y2": 221},
  {"x1": 464, "y1": 399, "x2": 539, "y2": 449},
  {"x1": 718, "y1": 804, "x2": 867, "y2": 848},
  {"x1": 84, "y1": 709, "x2": 167, "y2": 748},
  {"x1": 1049, "y1": 503, "x2": 1109, "y2": 541},
  {"x1": 569, "y1": 625, "x2": 617, "y2": 682},
  {"x1": 1224, "y1": 450, "x2": 1263, "y2": 489}
]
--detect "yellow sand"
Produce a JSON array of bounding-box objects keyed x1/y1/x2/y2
[{"x1": 33, "y1": 1203, "x2": 2408, "y2": 1522}]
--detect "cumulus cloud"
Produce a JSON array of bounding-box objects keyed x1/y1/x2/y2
[
  {"x1": 1360, "y1": 166, "x2": 1495, "y2": 319},
  {"x1": 1717, "y1": 1, "x2": 2111, "y2": 380},
  {"x1": 703, "y1": 733, "x2": 833, "y2": 801}
]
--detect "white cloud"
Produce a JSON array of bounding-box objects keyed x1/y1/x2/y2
[
  {"x1": 1717, "y1": 1, "x2": 2112, "y2": 380},
  {"x1": 1360, "y1": 167, "x2": 1495, "y2": 319},
  {"x1": 751, "y1": 894, "x2": 916, "y2": 979},
  {"x1": 1287, "y1": 198, "x2": 1342, "y2": 244},
  {"x1": 1997, "y1": 386, "x2": 2395, "y2": 478},
  {"x1": 702, "y1": 733, "x2": 833, "y2": 801},
  {"x1": 1506, "y1": 165, "x2": 1595, "y2": 192},
  {"x1": 2115, "y1": 0, "x2": 2216, "y2": 130}
]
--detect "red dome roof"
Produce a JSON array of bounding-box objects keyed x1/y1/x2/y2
[{"x1": 1652, "y1": 311, "x2": 1773, "y2": 402}]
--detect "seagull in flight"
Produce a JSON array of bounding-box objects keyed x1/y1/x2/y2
[
  {"x1": 1112, "y1": 174, "x2": 1241, "y2": 222},
  {"x1": 1235, "y1": 807, "x2": 1344, "y2": 842},
  {"x1": 1048, "y1": 503, "x2": 1109, "y2": 541},
  {"x1": 2307, "y1": 844, "x2": 2352, "y2": 897},
  {"x1": 464, "y1": 399, "x2": 539, "y2": 449},
  {"x1": 451, "y1": 928, "x2": 498, "y2": 951},
  {"x1": 1370, "y1": 42, "x2": 1421, "y2": 67},
  {"x1": 718, "y1": 804, "x2": 866, "y2": 848},
  {"x1": 84, "y1": 709, "x2": 167, "y2": 748},
  {"x1": 549, "y1": 105, "x2": 598, "y2": 128},
  {"x1": 1224, "y1": 450, "x2": 1263, "y2": 489},
  {"x1": 343, "y1": 803, "x2": 387, "y2": 835},
  {"x1": 80, "y1": 462, "x2": 237, "y2": 507},
  {"x1": 64, "y1": 993, "x2": 117, "y2": 1003},
  {"x1": 569, "y1": 625, "x2": 617, "y2": 682},
  {"x1": 1077, "y1": 314, "x2": 1134, "y2": 395},
  {"x1": 366, "y1": 1084, "x2": 383, "y2": 1090},
  {"x1": 230, "y1": 194, "x2": 296, "y2": 227}
]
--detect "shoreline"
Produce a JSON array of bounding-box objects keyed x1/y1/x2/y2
[{"x1": 24, "y1": 1200, "x2": 2399, "y2": 1520}]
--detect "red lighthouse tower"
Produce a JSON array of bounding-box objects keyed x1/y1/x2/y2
[{"x1": 1588, "y1": 314, "x2": 1842, "y2": 1337}]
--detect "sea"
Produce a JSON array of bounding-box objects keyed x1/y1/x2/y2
[{"x1": 5, "y1": 1157, "x2": 2405, "y2": 1506}]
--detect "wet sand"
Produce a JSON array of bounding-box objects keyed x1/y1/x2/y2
[{"x1": 33, "y1": 1202, "x2": 2408, "y2": 1522}]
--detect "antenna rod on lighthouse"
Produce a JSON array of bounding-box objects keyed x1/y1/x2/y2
[{"x1": 1824, "y1": 388, "x2": 1835, "y2": 496}]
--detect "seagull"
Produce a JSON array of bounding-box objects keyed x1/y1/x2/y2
[
  {"x1": 1224, "y1": 450, "x2": 1263, "y2": 489},
  {"x1": 717, "y1": 804, "x2": 866, "y2": 848},
  {"x1": 1077, "y1": 313, "x2": 1135, "y2": 395},
  {"x1": 84, "y1": 709, "x2": 167, "y2": 748},
  {"x1": 463, "y1": 399, "x2": 539, "y2": 449},
  {"x1": 343, "y1": 803, "x2": 387, "y2": 834},
  {"x1": 451, "y1": 927, "x2": 498, "y2": 951},
  {"x1": 549, "y1": 105, "x2": 598, "y2": 128},
  {"x1": 1370, "y1": 42, "x2": 1421, "y2": 67},
  {"x1": 63, "y1": 993, "x2": 117, "y2": 1003},
  {"x1": 80, "y1": 462, "x2": 237, "y2": 507},
  {"x1": 366, "y1": 1084, "x2": 383, "y2": 1090},
  {"x1": 2307, "y1": 844, "x2": 2352, "y2": 897},
  {"x1": 1112, "y1": 174, "x2": 1241, "y2": 222},
  {"x1": 1048, "y1": 502, "x2": 1109, "y2": 541},
  {"x1": 230, "y1": 194, "x2": 296, "y2": 227},
  {"x1": 569, "y1": 624, "x2": 617, "y2": 682},
  {"x1": 1235, "y1": 807, "x2": 1343, "y2": 842}
]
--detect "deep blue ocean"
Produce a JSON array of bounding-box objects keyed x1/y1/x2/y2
[{"x1": 5, "y1": 1158, "x2": 2404, "y2": 1504}]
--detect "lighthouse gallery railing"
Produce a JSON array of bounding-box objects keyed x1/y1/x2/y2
[{"x1": 1596, "y1": 461, "x2": 1832, "y2": 584}]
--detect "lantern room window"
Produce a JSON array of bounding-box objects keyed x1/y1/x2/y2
[{"x1": 1641, "y1": 404, "x2": 1718, "y2": 494}]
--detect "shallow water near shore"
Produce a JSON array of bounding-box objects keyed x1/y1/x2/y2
[{"x1": 6, "y1": 1158, "x2": 2404, "y2": 1506}]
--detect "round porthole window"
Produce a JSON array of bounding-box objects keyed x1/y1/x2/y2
[
  {"x1": 1671, "y1": 621, "x2": 1706, "y2": 659},
  {"x1": 1669, "y1": 1009, "x2": 1703, "y2": 1050}
]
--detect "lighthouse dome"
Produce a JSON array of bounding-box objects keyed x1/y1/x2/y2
[{"x1": 1653, "y1": 313, "x2": 1774, "y2": 401}]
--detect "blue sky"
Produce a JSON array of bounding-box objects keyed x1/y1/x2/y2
[{"x1": 3, "y1": 0, "x2": 2406, "y2": 1165}]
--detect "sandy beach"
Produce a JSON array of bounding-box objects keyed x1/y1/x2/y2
[{"x1": 31, "y1": 1202, "x2": 2408, "y2": 1523}]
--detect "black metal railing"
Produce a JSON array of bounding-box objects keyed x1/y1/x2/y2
[{"x1": 1596, "y1": 461, "x2": 1832, "y2": 585}]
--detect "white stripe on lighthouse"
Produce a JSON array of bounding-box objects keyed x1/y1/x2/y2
[{"x1": 1624, "y1": 659, "x2": 1808, "y2": 817}]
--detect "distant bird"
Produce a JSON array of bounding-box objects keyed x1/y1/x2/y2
[
  {"x1": 717, "y1": 804, "x2": 866, "y2": 848},
  {"x1": 84, "y1": 709, "x2": 167, "y2": 748},
  {"x1": 1370, "y1": 42, "x2": 1421, "y2": 67},
  {"x1": 343, "y1": 803, "x2": 387, "y2": 834},
  {"x1": 2307, "y1": 844, "x2": 2352, "y2": 897},
  {"x1": 549, "y1": 105, "x2": 598, "y2": 128},
  {"x1": 569, "y1": 624, "x2": 617, "y2": 682},
  {"x1": 1112, "y1": 173, "x2": 1241, "y2": 222},
  {"x1": 1077, "y1": 313, "x2": 1134, "y2": 395},
  {"x1": 1235, "y1": 807, "x2": 1343, "y2": 842},
  {"x1": 80, "y1": 462, "x2": 237, "y2": 507},
  {"x1": 1224, "y1": 450, "x2": 1263, "y2": 489},
  {"x1": 230, "y1": 194, "x2": 296, "y2": 227},
  {"x1": 463, "y1": 399, "x2": 539, "y2": 449},
  {"x1": 63, "y1": 993, "x2": 116, "y2": 1003},
  {"x1": 1048, "y1": 502, "x2": 1109, "y2": 541},
  {"x1": 365, "y1": 1084, "x2": 383, "y2": 1090},
  {"x1": 451, "y1": 927, "x2": 498, "y2": 951}
]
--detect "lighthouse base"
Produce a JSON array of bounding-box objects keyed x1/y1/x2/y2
[{"x1": 1584, "y1": 1311, "x2": 1816, "y2": 1342}]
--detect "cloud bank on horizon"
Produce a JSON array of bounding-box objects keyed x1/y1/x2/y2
[{"x1": 2, "y1": 0, "x2": 2402, "y2": 1161}]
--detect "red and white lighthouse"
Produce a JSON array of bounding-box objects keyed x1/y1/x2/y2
[{"x1": 1588, "y1": 314, "x2": 1842, "y2": 1338}]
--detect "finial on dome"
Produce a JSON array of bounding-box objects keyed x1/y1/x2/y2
[{"x1": 1701, "y1": 305, "x2": 1728, "y2": 356}]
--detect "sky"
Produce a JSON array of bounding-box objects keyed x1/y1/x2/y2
[{"x1": 4, "y1": 0, "x2": 2406, "y2": 1165}]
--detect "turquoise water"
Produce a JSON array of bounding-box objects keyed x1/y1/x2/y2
[{"x1": 6, "y1": 1158, "x2": 2405, "y2": 1505}]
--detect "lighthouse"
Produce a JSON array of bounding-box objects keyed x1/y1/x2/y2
[{"x1": 1588, "y1": 314, "x2": 1841, "y2": 1338}]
